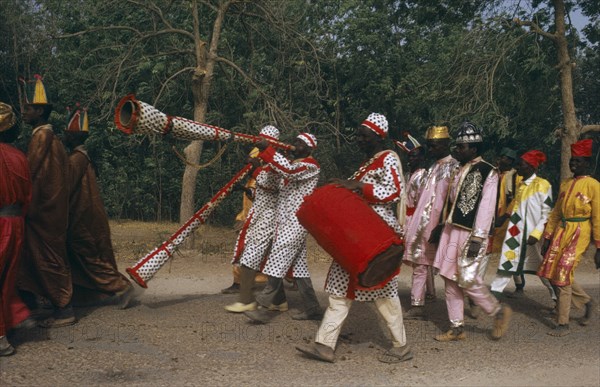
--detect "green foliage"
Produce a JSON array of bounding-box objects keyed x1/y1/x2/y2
[{"x1": 1, "y1": 0, "x2": 598, "y2": 223}]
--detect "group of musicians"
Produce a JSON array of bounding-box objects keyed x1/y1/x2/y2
[
  {"x1": 224, "y1": 114, "x2": 599, "y2": 364},
  {"x1": 2, "y1": 81, "x2": 598, "y2": 361}
]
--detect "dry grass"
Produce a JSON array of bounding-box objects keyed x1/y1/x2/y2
[{"x1": 109, "y1": 220, "x2": 241, "y2": 263}]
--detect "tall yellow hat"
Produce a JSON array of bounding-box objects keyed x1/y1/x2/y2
[
  {"x1": 81, "y1": 108, "x2": 89, "y2": 132},
  {"x1": 32, "y1": 74, "x2": 48, "y2": 104},
  {"x1": 425, "y1": 125, "x2": 450, "y2": 140},
  {"x1": 18, "y1": 74, "x2": 51, "y2": 106}
]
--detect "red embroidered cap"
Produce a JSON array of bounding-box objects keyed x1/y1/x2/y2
[
  {"x1": 571, "y1": 139, "x2": 593, "y2": 157},
  {"x1": 521, "y1": 150, "x2": 546, "y2": 168}
]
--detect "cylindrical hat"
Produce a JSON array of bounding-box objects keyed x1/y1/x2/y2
[{"x1": 425, "y1": 125, "x2": 450, "y2": 140}]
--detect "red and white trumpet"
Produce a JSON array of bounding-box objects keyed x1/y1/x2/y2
[
  {"x1": 126, "y1": 164, "x2": 253, "y2": 288},
  {"x1": 114, "y1": 94, "x2": 293, "y2": 151},
  {"x1": 115, "y1": 94, "x2": 295, "y2": 287}
]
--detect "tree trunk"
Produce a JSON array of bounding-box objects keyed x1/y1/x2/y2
[
  {"x1": 180, "y1": 141, "x2": 204, "y2": 222},
  {"x1": 178, "y1": 0, "x2": 230, "y2": 248},
  {"x1": 553, "y1": 0, "x2": 578, "y2": 181}
]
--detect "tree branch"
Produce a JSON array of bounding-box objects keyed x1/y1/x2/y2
[
  {"x1": 127, "y1": 0, "x2": 175, "y2": 30},
  {"x1": 154, "y1": 67, "x2": 196, "y2": 105},
  {"x1": 53, "y1": 25, "x2": 143, "y2": 39},
  {"x1": 513, "y1": 18, "x2": 557, "y2": 41},
  {"x1": 582, "y1": 124, "x2": 600, "y2": 133}
]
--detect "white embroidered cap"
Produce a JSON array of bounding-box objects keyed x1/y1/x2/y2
[
  {"x1": 297, "y1": 132, "x2": 317, "y2": 149},
  {"x1": 361, "y1": 112, "x2": 388, "y2": 138},
  {"x1": 259, "y1": 125, "x2": 280, "y2": 141}
]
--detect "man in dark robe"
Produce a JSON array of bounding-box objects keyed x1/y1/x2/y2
[
  {"x1": 17, "y1": 76, "x2": 75, "y2": 327},
  {"x1": 63, "y1": 108, "x2": 134, "y2": 308}
]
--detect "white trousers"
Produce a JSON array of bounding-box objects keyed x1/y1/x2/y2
[
  {"x1": 315, "y1": 295, "x2": 406, "y2": 350},
  {"x1": 490, "y1": 273, "x2": 557, "y2": 300}
]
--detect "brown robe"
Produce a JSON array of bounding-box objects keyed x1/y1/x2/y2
[
  {"x1": 67, "y1": 146, "x2": 129, "y2": 304},
  {"x1": 19, "y1": 125, "x2": 72, "y2": 307}
]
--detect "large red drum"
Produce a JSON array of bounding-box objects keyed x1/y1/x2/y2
[{"x1": 297, "y1": 184, "x2": 404, "y2": 289}]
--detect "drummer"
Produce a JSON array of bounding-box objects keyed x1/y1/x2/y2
[{"x1": 296, "y1": 113, "x2": 412, "y2": 364}]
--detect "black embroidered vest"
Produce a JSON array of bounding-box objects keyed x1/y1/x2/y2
[{"x1": 449, "y1": 160, "x2": 495, "y2": 230}]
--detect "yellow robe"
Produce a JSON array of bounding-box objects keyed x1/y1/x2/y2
[
  {"x1": 234, "y1": 147, "x2": 260, "y2": 223},
  {"x1": 538, "y1": 176, "x2": 600, "y2": 286}
]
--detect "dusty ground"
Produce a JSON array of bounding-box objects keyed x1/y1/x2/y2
[{"x1": 1, "y1": 220, "x2": 599, "y2": 386}]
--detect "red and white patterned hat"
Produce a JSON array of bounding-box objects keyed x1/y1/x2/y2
[
  {"x1": 259, "y1": 125, "x2": 280, "y2": 141},
  {"x1": 361, "y1": 112, "x2": 388, "y2": 138},
  {"x1": 297, "y1": 132, "x2": 317, "y2": 149}
]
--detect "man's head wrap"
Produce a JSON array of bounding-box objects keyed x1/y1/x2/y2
[
  {"x1": 259, "y1": 125, "x2": 280, "y2": 141},
  {"x1": 361, "y1": 113, "x2": 388, "y2": 138},
  {"x1": 521, "y1": 150, "x2": 546, "y2": 168},
  {"x1": 0, "y1": 102, "x2": 16, "y2": 132},
  {"x1": 297, "y1": 132, "x2": 317, "y2": 149},
  {"x1": 571, "y1": 139, "x2": 593, "y2": 157}
]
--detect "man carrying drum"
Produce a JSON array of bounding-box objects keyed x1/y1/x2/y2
[{"x1": 296, "y1": 113, "x2": 412, "y2": 364}]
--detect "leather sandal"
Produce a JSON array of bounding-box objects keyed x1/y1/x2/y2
[
  {"x1": 377, "y1": 345, "x2": 413, "y2": 363},
  {"x1": 295, "y1": 342, "x2": 335, "y2": 363},
  {"x1": 434, "y1": 327, "x2": 466, "y2": 342}
]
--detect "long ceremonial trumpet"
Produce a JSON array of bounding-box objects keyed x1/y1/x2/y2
[
  {"x1": 114, "y1": 94, "x2": 294, "y2": 151},
  {"x1": 126, "y1": 163, "x2": 253, "y2": 288}
]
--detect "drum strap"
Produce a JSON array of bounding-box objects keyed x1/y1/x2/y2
[
  {"x1": 349, "y1": 152, "x2": 383, "y2": 180},
  {"x1": 388, "y1": 151, "x2": 407, "y2": 231},
  {"x1": 349, "y1": 150, "x2": 407, "y2": 234}
]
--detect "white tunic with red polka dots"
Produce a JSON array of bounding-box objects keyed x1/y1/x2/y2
[
  {"x1": 231, "y1": 165, "x2": 281, "y2": 271},
  {"x1": 325, "y1": 150, "x2": 405, "y2": 301},
  {"x1": 258, "y1": 147, "x2": 320, "y2": 278}
]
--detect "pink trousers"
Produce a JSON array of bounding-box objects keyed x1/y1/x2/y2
[
  {"x1": 443, "y1": 276, "x2": 500, "y2": 327},
  {"x1": 411, "y1": 264, "x2": 436, "y2": 306}
]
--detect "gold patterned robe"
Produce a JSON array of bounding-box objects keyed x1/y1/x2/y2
[{"x1": 538, "y1": 176, "x2": 600, "y2": 286}]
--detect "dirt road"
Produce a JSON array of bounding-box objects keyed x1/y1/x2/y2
[{"x1": 1, "y1": 221, "x2": 599, "y2": 386}]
